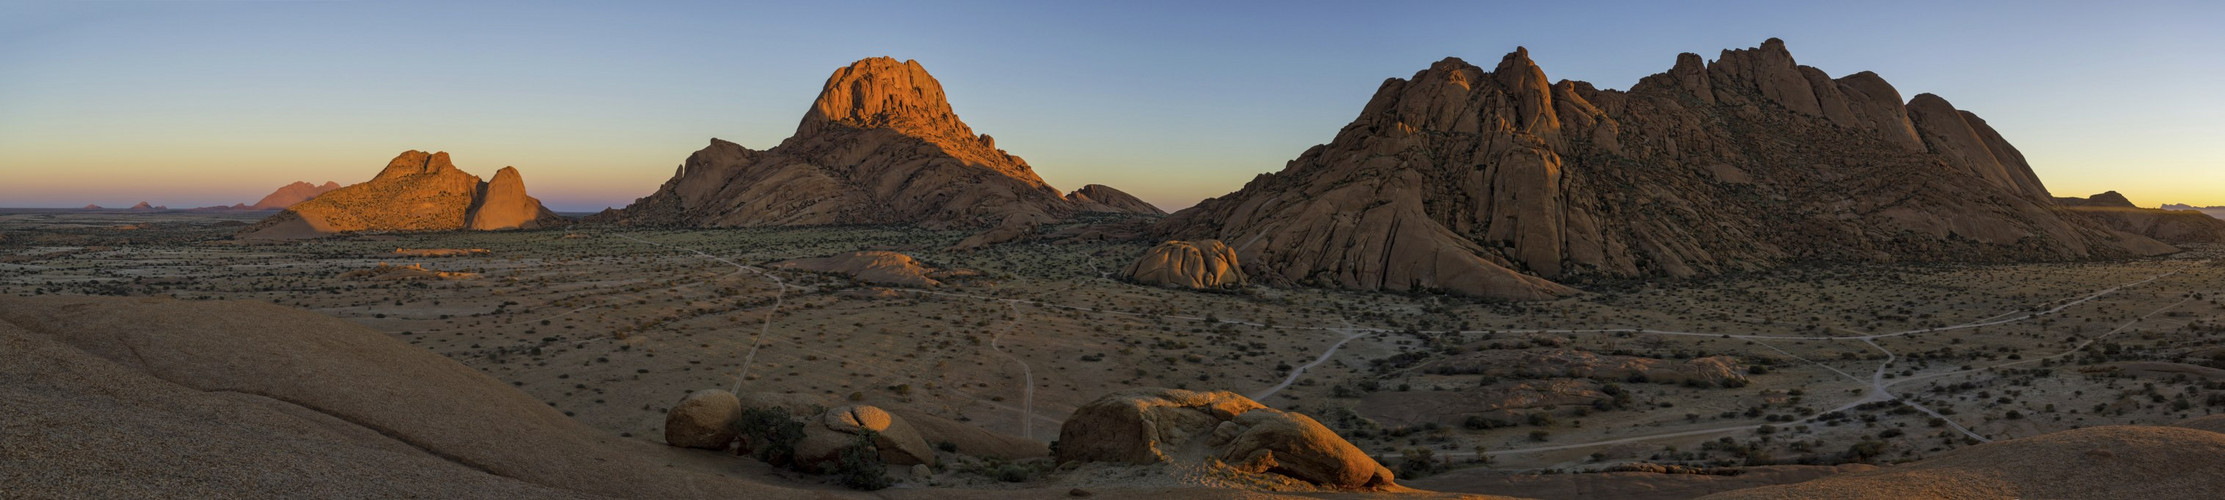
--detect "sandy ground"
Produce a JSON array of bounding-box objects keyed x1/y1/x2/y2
[{"x1": 8, "y1": 209, "x2": 2225, "y2": 496}]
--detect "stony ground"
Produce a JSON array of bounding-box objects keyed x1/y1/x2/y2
[{"x1": 8, "y1": 209, "x2": 2225, "y2": 495}]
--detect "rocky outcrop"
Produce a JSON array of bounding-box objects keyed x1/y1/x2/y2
[
  {"x1": 593, "y1": 57, "x2": 1151, "y2": 240},
  {"x1": 2058, "y1": 191, "x2": 2225, "y2": 244},
  {"x1": 0, "y1": 295, "x2": 818, "y2": 499},
  {"x1": 467, "y1": 167, "x2": 560, "y2": 230},
  {"x1": 1160, "y1": 39, "x2": 2173, "y2": 300},
  {"x1": 1068, "y1": 184, "x2": 1167, "y2": 215},
  {"x1": 241, "y1": 151, "x2": 563, "y2": 239},
  {"x1": 792, "y1": 405, "x2": 936, "y2": 470},
  {"x1": 1124, "y1": 240, "x2": 1248, "y2": 290},
  {"x1": 250, "y1": 181, "x2": 342, "y2": 210},
  {"x1": 1055, "y1": 388, "x2": 1394, "y2": 490},
  {"x1": 126, "y1": 202, "x2": 163, "y2": 211},
  {"x1": 664, "y1": 389, "x2": 742, "y2": 450},
  {"x1": 771, "y1": 251, "x2": 969, "y2": 287}
]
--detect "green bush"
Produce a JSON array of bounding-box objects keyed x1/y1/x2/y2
[
  {"x1": 834, "y1": 431, "x2": 892, "y2": 490},
  {"x1": 732, "y1": 407, "x2": 805, "y2": 466}
]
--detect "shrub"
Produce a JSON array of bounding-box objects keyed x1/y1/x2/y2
[
  {"x1": 834, "y1": 431, "x2": 892, "y2": 490},
  {"x1": 732, "y1": 407, "x2": 805, "y2": 466}
]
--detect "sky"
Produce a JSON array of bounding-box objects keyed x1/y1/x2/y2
[{"x1": 1, "y1": 0, "x2": 2220, "y2": 212}]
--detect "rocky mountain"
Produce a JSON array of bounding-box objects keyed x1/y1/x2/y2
[
  {"x1": 2056, "y1": 191, "x2": 2225, "y2": 244},
  {"x1": 125, "y1": 201, "x2": 163, "y2": 211},
  {"x1": 1159, "y1": 39, "x2": 2175, "y2": 300},
  {"x1": 1068, "y1": 184, "x2": 1166, "y2": 215},
  {"x1": 241, "y1": 151, "x2": 563, "y2": 238},
  {"x1": 593, "y1": 57, "x2": 1157, "y2": 231},
  {"x1": 250, "y1": 181, "x2": 342, "y2": 210}
]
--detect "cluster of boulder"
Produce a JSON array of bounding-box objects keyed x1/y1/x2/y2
[
  {"x1": 1122, "y1": 239, "x2": 1248, "y2": 290},
  {"x1": 1055, "y1": 388, "x2": 1397, "y2": 490},
  {"x1": 664, "y1": 389, "x2": 937, "y2": 472}
]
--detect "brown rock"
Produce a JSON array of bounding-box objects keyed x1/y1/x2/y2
[
  {"x1": 663, "y1": 389, "x2": 741, "y2": 450},
  {"x1": 467, "y1": 167, "x2": 560, "y2": 230},
  {"x1": 1215, "y1": 408, "x2": 1397, "y2": 489},
  {"x1": 793, "y1": 405, "x2": 936, "y2": 471},
  {"x1": 1159, "y1": 39, "x2": 2173, "y2": 300},
  {"x1": 821, "y1": 405, "x2": 936, "y2": 466},
  {"x1": 0, "y1": 295, "x2": 817, "y2": 499},
  {"x1": 241, "y1": 151, "x2": 561, "y2": 239},
  {"x1": 594, "y1": 58, "x2": 1078, "y2": 231},
  {"x1": 1055, "y1": 388, "x2": 1392, "y2": 490},
  {"x1": 1123, "y1": 240, "x2": 1248, "y2": 290}
]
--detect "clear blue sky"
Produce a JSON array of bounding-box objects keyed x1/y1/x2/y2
[{"x1": 2, "y1": 0, "x2": 2219, "y2": 211}]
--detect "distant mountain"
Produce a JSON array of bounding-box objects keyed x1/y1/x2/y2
[
  {"x1": 241, "y1": 151, "x2": 562, "y2": 239},
  {"x1": 250, "y1": 181, "x2": 343, "y2": 210},
  {"x1": 592, "y1": 57, "x2": 1160, "y2": 232},
  {"x1": 2053, "y1": 192, "x2": 2225, "y2": 243},
  {"x1": 125, "y1": 202, "x2": 164, "y2": 211},
  {"x1": 1067, "y1": 184, "x2": 1166, "y2": 215},
  {"x1": 1160, "y1": 39, "x2": 2176, "y2": 300},
  {"x1": 2163, "y1": 203, "x2": 2225, "y2": 220}
]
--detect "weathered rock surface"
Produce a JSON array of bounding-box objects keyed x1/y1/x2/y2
[
  {"x1": 593, "y1": 57, "x2": 1152, "y2": 240},
  {"x1": 771, "y1": 250, "x2": 958, "y2": 287},
  {"x1": 242, "y1": 151, "x2": 563, "y2": 239},
  {"x1": 1124, "y1": 240, "x2": 1249, "y2": 290},
  {"x1": 1056, "y1": 388, "x2": 1394, "y2": 490},
  {"x1": 1068, "y1": 184, "x2": 1167, "y2": 215},
  {"x1": 663, "y1": 389, "x2": 741, "y2": 450},
  {"x1": 793, "y1": 404, "x2": 937, "y2": 471},
  {"x1": 0, "y1": 295, "x2": 816, "y2": 499},
  {"x1": 2056, "y1": 191, "x2": 2225, "y2": 244},
  {"x1": 1159, "y1": 39, "x2": 2174, "y2": 300},
  {"x1": 250, "y1": 181, "x2": 343, "y2": 210},
  {"x1": 468, "y1": 167, "x2": 561, "y2": 230}
]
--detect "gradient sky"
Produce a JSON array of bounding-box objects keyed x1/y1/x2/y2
[{"x1": 2, "y1": 0, "x2": 2220, "y2": 212}]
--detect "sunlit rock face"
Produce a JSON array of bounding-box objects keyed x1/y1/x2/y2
[
  {"x1": 1159, "y1": 39, "x2": 2175, "y2": 300},
  {"x1": 592, "y1": 57, "x2": 1156, "y2": 231},
  {"x1": 242, "y1": 151, "x2": 561, "y2": 238}
]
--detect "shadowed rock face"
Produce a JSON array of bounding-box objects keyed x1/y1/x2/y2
[
  {"x1": 242, "y1": 151, "x2": 562, "y2": 238},
  {"x1": 595, "y1": 57, "x2": 1154, "y2": 233},
  {"x1": 1069, "y1": 184, "x2": 1167, "y2": 215},
  {"x1": 249, "y1": 181, "x2": 342, "y2": 210},
  {"x1": 1160, "y1": 39, "x2": 2173, "y2": 300}
]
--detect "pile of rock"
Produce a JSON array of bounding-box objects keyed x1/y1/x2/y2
[
  {"x1": 663, "y1": 390, "x2": 936, "y2": 472},
  {"x1": 1123, "y1": 240, "x2": 1248, "y2": 290},
  {"x1": 1054, "y1": 388, "x2": 1395, "y2": 490}
]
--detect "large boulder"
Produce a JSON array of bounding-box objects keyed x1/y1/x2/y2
[
  {"x1": 793, "y1": 404, "x2": 938, "y2": 471},
  {"x1": 1217, "y1": 408, "x2": 1397, "y2": 490},
  {"x1": 467, "y1": 166, "x2": 561, "y2": 230},
  {"x1": 663, "y1": 389, "x2": 741, "y2": 450},
  {"x1": 1124, "y1": 240, "x2": 1248, "y2": 290},
  {"x1": 1056, "y1": 388, "x2": 1393, "y2": 490}
]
